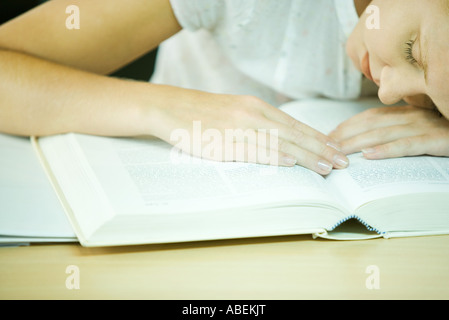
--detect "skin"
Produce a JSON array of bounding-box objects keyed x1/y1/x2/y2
[
  {"x1": 0, "y1": 0, "x2": 447, "y2": 175},
  {"x1": 0, "y1": 0, "x2": 348, "y2": 175},
  {"x1": 333, "y1": 0, "x2": 449, "y2": 159}
]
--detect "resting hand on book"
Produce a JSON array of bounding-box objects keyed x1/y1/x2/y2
[
  {"x1": 329, "y1": 104, "x2": 449, "y2": 159},
  {"x1": 151, "y1": 90, "x2": 349, "y2": 175}
]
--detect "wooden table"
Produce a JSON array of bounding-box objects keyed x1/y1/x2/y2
[{"x1": 1, "y1": 234, "x2": 449, "y2": 300}]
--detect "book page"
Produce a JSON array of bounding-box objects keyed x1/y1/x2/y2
[
  {"x1": 279, "y1": 97, "x2": 449, "y2": 212},
  {"x1": 38, "y1": 134, "x2": 340, "y2": 220},
  {"x1": 77, "y1": 134, "x2": 338, "y2": 214},
  {"x1": 0, "y1": 134, "x2": 75, "y2": 239},
  {"x1": 326, "y1": 153, "x2": 449, "y2": 211},
  {"x1": 280, "y1": 97, "x2": 384, "y2": 135}
]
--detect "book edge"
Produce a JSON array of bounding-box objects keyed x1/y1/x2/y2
[{"x1": 30, "y1": 136, "x2": 85, "y2": 245}]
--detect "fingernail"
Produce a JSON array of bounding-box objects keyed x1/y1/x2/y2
[
  {"x1": 317, "y1": 160, "x2": 332, "y2": 174},
  {"x1": 282, "y1": 156, "x2": 297, "y2": 166},
  {"x1": 333, "y1": 154, "x2": 349, "y2": 168},
  {"x1": 362, "y1": 148, "x2": 376, "y2": 154},
  {"x1": 326, "y1": 141, "x2": 341, "y2": 152}
]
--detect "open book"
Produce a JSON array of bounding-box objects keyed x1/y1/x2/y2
[{"x1": 25, "y1": 98, "x2": 449, "y2": 246}]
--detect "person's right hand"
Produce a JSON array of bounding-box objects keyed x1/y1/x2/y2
[{"x1": 147, "y1": 86, "x2": 349, "y2": 175}]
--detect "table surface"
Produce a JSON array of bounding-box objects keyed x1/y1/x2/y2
[{"x1": 1, "y1": 234, "x2": 449, "y2": 300}]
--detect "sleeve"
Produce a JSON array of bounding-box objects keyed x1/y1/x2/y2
[
  {"x1": 169, "y1": 0, "x2": 225, "y2": 31},
  {"x1": 333, "y1": 0, "x2": 359, "y2": 38}
]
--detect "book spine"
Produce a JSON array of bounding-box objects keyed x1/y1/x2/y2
[{"x1": 330, "y1": 215, "x2": 386, "y2": 236}]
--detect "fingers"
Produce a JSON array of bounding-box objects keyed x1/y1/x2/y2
[
  {"x1": 362, "y1": 136, "x2": 431, "y2": 160},
  {"x1": 275, "y1": 139, "x2": 345, "y2": 175},
  {"x1": 273, "y1": 121, "x2": 349, "y2": 175},
  {"x1": 234, "y1": 96, "x2": 353, "y2": 174},
  {"x1": 264, "y1": 104, "x2": 338, "y2": 144},
  {"x1": 362, "y1": 130, "x2": 449, "y2": 159},
  {"x1": 262, "y1": 106, "x2": 350, "y2": 171},
  {"x1": 329, "y1": 105, "x2": 426, "y2": 154},
  {"x1": 167, "y1": 93, "x2": 350, "y2": 175},
  {"x1": 222, "y1": 141, "x2": 298, "y2": 167},
  {"x1": 329, "y1": 106, "x2": 414, "y2": 142},
  {"x1": 336, "y1": 125, "x2": 418, "y2": 155},
  {"x1": 329, "y1": 104, "x2": 449, "y2": 160},
  {"x1": 214, "y1": 130, "x2": 298, "y2": 167},
  {"x1": 198, "y1": 120, "x2": 349, "y2": 175},
  {"x1": 203, "y1": 128, "x2": 347, "y2": 175}
]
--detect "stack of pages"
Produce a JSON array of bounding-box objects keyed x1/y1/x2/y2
[{"x1": 0, "y1": 134, "x2": 76, "y2": 246}]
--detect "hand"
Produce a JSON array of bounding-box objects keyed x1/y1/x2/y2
[
  {"x1": 149, "y1": 87, "x2": 349, "y2": 175},
  {"x1": 329, "y1": 105, "x2": 449, "y2": 159}
]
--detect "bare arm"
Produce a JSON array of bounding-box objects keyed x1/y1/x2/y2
[
  {"x1": 0, "y1": 0, "x2": 180, "y2": 74},
  {"x1": 0, "y1": 0, "x2": 181, "y2": 137},
  {"x1": 0, "y1": 49, "x2": 165, "y2": 137},
  {"x1": 0, "y1": 0, "x2": 349, "y2": 174}
]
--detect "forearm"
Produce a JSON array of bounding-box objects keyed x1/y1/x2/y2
[
  {"x1": 0, "y1": 49, "x2": 158, "y2": 137},
  {"x1": 0, "y1": 0, "x2": 181, "y2": 75},
  {"x1": 0, "y1": 51, "x2": 351, "y2": 174}
]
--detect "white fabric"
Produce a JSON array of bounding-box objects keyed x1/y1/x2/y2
[{"x1": 151, "y1": 0, "x2": 366, "y2": 106}]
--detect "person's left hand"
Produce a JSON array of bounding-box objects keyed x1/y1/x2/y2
[{"x1": 329, "y1": 105, "x2": 449, "y2": 159}]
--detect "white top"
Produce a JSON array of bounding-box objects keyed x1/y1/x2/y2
[{"x1": 151, "y1": 0, "x2": 373, "y2": 107}]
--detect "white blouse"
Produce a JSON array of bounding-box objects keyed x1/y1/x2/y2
[{"x1": 151, "y1": 0, "x2": 370, "y2": 106}]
